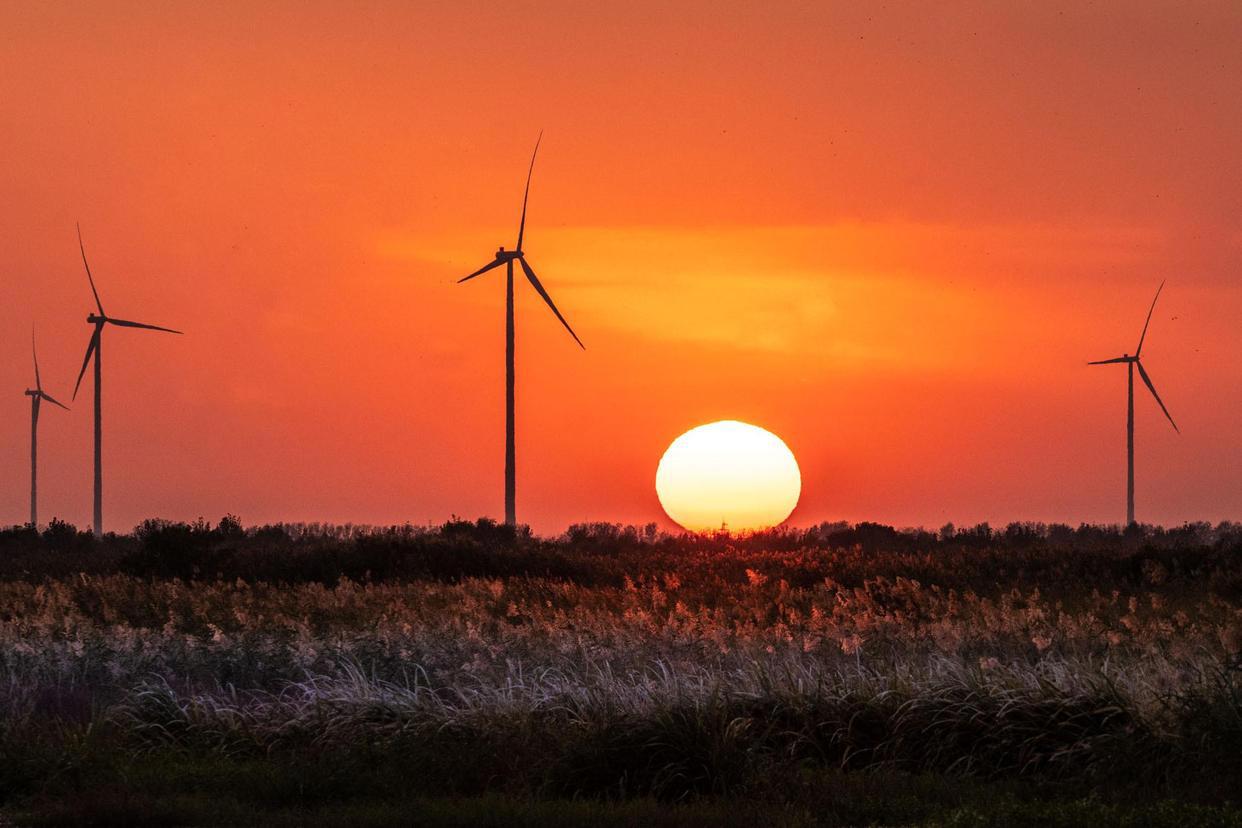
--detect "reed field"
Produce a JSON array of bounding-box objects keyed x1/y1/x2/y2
[{"x1": 1, "y1": 518, "x2": 1240, "y2": 825}]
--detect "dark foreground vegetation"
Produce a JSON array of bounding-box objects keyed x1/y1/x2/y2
[{"x1": 1, "y1": 517, "x2": 1241, "y2": 826}]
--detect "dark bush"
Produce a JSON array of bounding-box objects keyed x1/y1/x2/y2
[{"x1": 0, "y1": 518, "x2": 1239, "y2": 599}]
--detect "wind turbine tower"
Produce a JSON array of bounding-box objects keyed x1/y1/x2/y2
[
  {"x1": 72, "y1": 225, "x2": 182, "y2": 537},
  {"x1": 24, "y1": 328, "x2": 70, "y2": 527},
  {"x1": 1088, "y1": 281, "x2": 1179, "y2": 525},
  {"x1": 458, "y1": 134, "x2": 585, "y2": 526}
]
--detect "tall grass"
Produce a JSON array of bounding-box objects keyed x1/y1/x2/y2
[{"x1": 0, "y1": 519, "x2": 1240, "y2": 820}]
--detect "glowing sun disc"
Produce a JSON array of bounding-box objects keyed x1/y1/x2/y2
[{"x1": 655, "y1": 420, "x2": 801, "y2": 533}]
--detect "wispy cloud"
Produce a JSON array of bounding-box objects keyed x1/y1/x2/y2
[{"x1": 382, "y1": 221, "x2": 1166, "y2": 375}]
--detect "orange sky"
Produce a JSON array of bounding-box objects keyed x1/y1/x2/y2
[{"x1": 2, "y1": 2, "x2": 1241, "y2": 533}]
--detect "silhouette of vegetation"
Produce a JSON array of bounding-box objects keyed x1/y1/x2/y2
[{"x1": 0, "y1": 517, "x2": 1240, "y2": 823}]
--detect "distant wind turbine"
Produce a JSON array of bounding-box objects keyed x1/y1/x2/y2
[
  {"x1": 1088, "y1": 280, "x2": 1179, "y2": 525},
  {"x1": 72, "y1": 224, "x2": 182, "y2": 537},
  {"x1": 25, "y1": 328, "x2": 70, "y2": 528},
  {"x1": 458, "y1": 133, "x2": 585, "y2": 526}
]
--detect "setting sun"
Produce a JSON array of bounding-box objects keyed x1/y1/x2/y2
[{"x1": 655, "y1": 420, "x2": 801, "y2": 533}]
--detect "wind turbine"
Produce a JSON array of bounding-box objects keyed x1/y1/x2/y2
[
  {"x1": 25, "y1": 328, "x2": 70, "y2": 527},
  {"x1": 1088, "y1": 280, "x2": 1179, "y2": 525},
  {"x1": 72, "y1": 224, "x2": 182, "y2": 537},
  {"x1": 458, "y1": 133, "x2": 585, "y2": 526}
]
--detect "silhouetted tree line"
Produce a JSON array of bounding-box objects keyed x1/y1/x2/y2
[{"x1": 0, "y1": 516, "x2": 1240, "y2": 598}]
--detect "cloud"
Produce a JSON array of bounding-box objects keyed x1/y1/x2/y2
[{"x1": 386, "y1": 221, "x2": 1180, "y2": 377}]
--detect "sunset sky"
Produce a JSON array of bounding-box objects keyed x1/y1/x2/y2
[{"x1": 2, "y1": 2, "x2": 1240, "y2": 533}]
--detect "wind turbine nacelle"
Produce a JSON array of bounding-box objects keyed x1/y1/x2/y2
[
  {"x1": 24, "y1": 389, "x2": 37, "y2": 397},
  {"x1": 87, "y1": 313, "x2": 105, "y2": 324},
  {"x1": 496, "y1": 248, "x2": 522, "y2": 261}
]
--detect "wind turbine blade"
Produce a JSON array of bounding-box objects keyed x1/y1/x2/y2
[
  {"x1": 40, "y1": 392, "x2": 70, "y2": 411},
  {"x1": 77, "y1": 223, "x2": 106, "y2": 316},
  {"x1": 1136, "y1": 360, "x2": 1179, "y2": 433},
  {"x1": 106, "y1": 317, "x2": 182, "y2": 334},
  {"x1": 458, "y1": 257, "x2": 504, "y2": 283},
  {"x1": 519, "y1": 258, "x2": 584, "y2": 349},
  {"x1": 1135, "y1": 280, "x2": 1165, "y2": 357},
  {"x1": 32, "y1": 326, "x2": 42, "y2": 392},
  {"x1": 73, "y1": 327, "x2": 100, "y2": 400},
  {"x1": 1087, "y1": 357, "x2": 1129, "y2": 365},
  {"x1": 515, "y1": 131, "x2": 542, "y2": 252}
]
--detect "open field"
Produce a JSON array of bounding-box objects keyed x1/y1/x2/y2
[{"x1": 1, "y1": 519, "x2": 1240, "y2": 825}]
